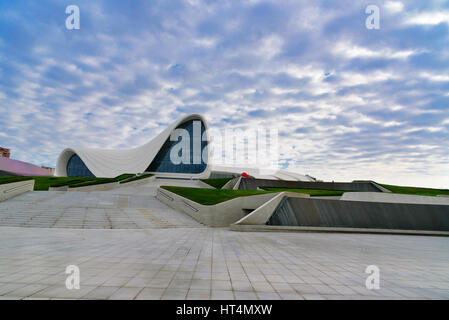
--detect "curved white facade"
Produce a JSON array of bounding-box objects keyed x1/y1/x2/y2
[
  {"x1": 56, "y1": 113, "x2": 313, "y2": 181},
  {"x1": 56, "y1": 114, "x2": 211, "y2": 179}
]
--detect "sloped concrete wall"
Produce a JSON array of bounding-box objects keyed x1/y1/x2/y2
[
  {"x1": 268, "y1": 197, "x2": 449, "y2": 231},
  {"x1": 68, "y1": 182, "x2": 119, "y2": 192},
  {"x1": 234, "y1": 192, "x2": 310, "y2": 225},
  {"x1": 0, "y1": 180, "x2": 35, "y2": 202},
  {"x1": 221, "y1": 177, "x2": 240, "y2": 190},
  {"x1": 118, "y1": 175, "x2": 156, "y2": 187},
  {"x1": 157, "y1": 187, "x2": 278, "y2": 227}
]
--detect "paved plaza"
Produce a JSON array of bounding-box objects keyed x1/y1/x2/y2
[{"x1": 0, "y1": 180, "x2": 448, "y2": 300}]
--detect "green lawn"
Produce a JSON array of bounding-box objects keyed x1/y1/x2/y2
[
  {"x1": 261, "y1": 187, "x2": 346, "y2": 196},
  {"x1": 0, "y1": 174, "x2": 135, "y2": 191},
  {"x1": 0, "y1": 176, "x2": 34, "y2": 185},
  {"x1": 380, "y1": 184, "x2": 449, "y2": 197},
  {"x1": 0, "y1": 176, "x2": 95, "y2": 191},
  {"x1": 161, "y1": 186, "x2": 277, "y2": 205},
  {"x1": 200, "y1": 178, "x2": 234, "y2": 189}
]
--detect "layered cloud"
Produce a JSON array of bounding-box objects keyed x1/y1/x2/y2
[{"x1": 0, "y1": 0, "x2": 448, "y2": 188}]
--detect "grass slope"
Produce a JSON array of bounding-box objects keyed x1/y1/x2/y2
[
  {"x1": 0, "y1": 176, "x2": 96, "y2": 191},
  {"x1": 49, "y1": 177, "x2": 97, "y2": 188},
  {"x1": 380, "y1": 184, "x2": 449, "y2": 197},
  {"x1": 0, "y1": 176, "x2": 34, "y2": 185},
  {"x1": 1, "y1": 175, "x2": 135, "y2": 191},
  {"x1": 161, "y1": 186, "x2": 277, "y2": 205}
]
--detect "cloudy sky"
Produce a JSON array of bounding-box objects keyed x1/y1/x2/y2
[{"x1": 0, "y1": 0, "x2": 448, "y2": 188}]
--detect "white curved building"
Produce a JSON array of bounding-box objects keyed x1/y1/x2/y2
[{"x1": 56, "y1": 114, "x2": 313, "y2": 181}]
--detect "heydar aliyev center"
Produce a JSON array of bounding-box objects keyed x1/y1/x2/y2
[{"x1": 56, "y1": 114, "x2": 313, "y2": 181}]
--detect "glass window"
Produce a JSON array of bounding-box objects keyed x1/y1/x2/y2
[
  {"x1": 67, "y1": 154, "x2": 95, "y2": 177},
  {"x1": 146, "y1": 120, "x2": 208, "y2": 174}
]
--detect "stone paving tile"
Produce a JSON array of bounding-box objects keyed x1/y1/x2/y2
[
  {"x1": 311, "y1": 284, "x2": 339, "y2": 295},
  {"x1": 251, "y1": 281, "x2": 276, "y2": 293},
  {"x1": 190, "y1": 279, "x2": 211, "y2": 290},
  {"x1": 0, "y1": 283, "x2": 28, "y2": 296},
  {"x1": 186, "y1": 289, "x2": 210, "y2": 300},
  {"x1": 82, "y1": 286, "x2": 120, "y2": 299},
  {"x1": 102, "y1": 277, "x2": 133, "y2": 287},
  {"x1": 279, "y1": 292, "x2": 305, "y2": 300},
  {"x1": 270, "y1": 282, "x2": 296, "y2": 294},
  {"x1": 31, "y1": 285, "x2": 97, "y2": 299},
  {"x1": 125, "y1": 277, "x2": 147, "y2": 288},
  {"x1": 162, "y1": 289, "x2": 188, "y2": 300},
  {"x1": 109, "y1": 287, "x2": 142, "y2": 300},
  {"x1": 135, "y1": 288, "x2": 164, "y2": 300},
  {"x1": 256, "y1": 292, "x2": 282, "y2": 300},
  {"x1": 329, "y1": 285, "x2": 358, "y2": 295},
  {"x1": 234, "y1": 291, "x2": 258, "y2": 300},
  {"x1": 7, "y1": 284, "x2": 49, "y2": 298},
  {"x1": 147, "y1": 278, "x2": 173, "y2": 289},
  {"x1": 168, "y1": 279, "x2": 192, "y2": 290},
  {"x1": 212, "y1": 280, "x2": 232, "y2": 291},
  {"x1": 211, "y1": 290, "x2": 234, "y2": 300},
  {"x1": 173, "y1": 272, "x2": 194, "y2": 280}
]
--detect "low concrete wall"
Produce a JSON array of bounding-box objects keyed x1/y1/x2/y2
[
  {"x1": 354, "y1": 181, "x2": 392, "y2": 193},
  {"x1": 341, "y1": 192, "x2": 449, "y2": 205},
  {"x1": 68, "y1": 182, "x2": 119, "y2": 192},
  {"x1": 0, "y1": 180, "x2": 35, "y2": 202},
  {"x1": 48, "y1": 186, "x2": 68, "y2": 191},
  {"x1": 238, "y1": 178, "x2": 384, "y2": 192},
  {"x1": 156, "y1": 187, "x2": 279, "y2": 227},
  {"x1": 268, "y1": 197, "x2": 449, "y2": 232},
  {"x1": 119, "y1": 175, "x2": 156, "y2": 187}
]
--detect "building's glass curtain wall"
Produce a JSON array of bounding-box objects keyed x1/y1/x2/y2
[
  {"x1": 146, "y1": 120, "x2": 208, "y2": 174},
  {"x1": 66, "y1": 154, "x2": 95, "y2": 177}
]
